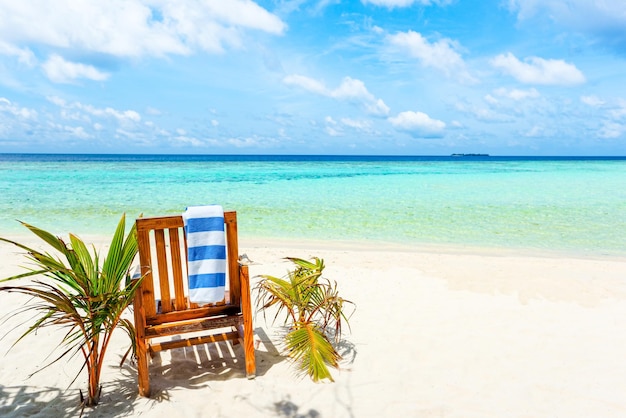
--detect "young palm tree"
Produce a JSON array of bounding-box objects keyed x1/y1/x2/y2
[
  {"x1": 0, "y1": 214, "x2": 140, "y2": 407},
  {"x1": 255, "y1": 257, "x2": 354, "y2": 382}
]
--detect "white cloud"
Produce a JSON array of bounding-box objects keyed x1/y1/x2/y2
[
  {"x1": 0, "y1": 41, "x2": 36, "y2": 66},
  {"x1": 609, "y1": 102, "x2": 626, "y2": 120},
  {"x1": 388, "y1": 110, "x2": 445, "y2": 137},
  {"x1": 387, "y1": 30, "x2": 474, "y2": 81},
  {"x1": 225, "y1": 135, "x2": 272, "y2": 148},
  {"x1": 331, "y1": 77, "x2": 372, "y2": 100},
  {"x1": 48, "y1": 96, "x2": 141, "y2": 126},
  {"x1": 0, "y1": 1, "x2": 286, "y2": 59},
  {"x1": 491, "y1": 52, "x2": 585, "y2": 85},
  {"x1": 325, "y1": 126, "x2": 342, "y2": 136},
  {"x1": 507, "y1": 0, "x2": 626, "y2": 48},
  {"x1": 90, "y1": 106, "x2": 141, "y2": 123},
  {"x1": 366, "y1": 99, "x2": 391, "y2": 116},
  {"x1": 173, "y1": 134, "x2": 204, "y2": 147},
  {"x1": 44, "y1": 121, "x2": 93, "y2": 140},
  {"x1": 581, "y1": 95, "x2": 605, "y2": 107},
  {"x1": 484, "y1": 94, "x2": 499, "y2": 105},
  {"x1": 598, "y1": 122, "x2": 625, "y2": 139},
  {"x1": 0, "y1": 97, "x2": 37, "y2": 119},
  {"x1": 523, "y1": 125, "x2": 546, "y2": 138},
  {"x1": 454, "y1": 100, "x2": 512, "y2": 122},
  {"x1": 42, "y1": 55, "x2": 110, "y2": 83},
  {"x1": 64, "y1": 125, "x2": 91, "y2": 139},
  {"x1": 284, "y1": 74, "x2": 329, "y2": 95},
  {"x1": 494, "y1": 87, "x2": 540, "y2": 100},
  {"x1": 340, "y1": 118, "x2": 371, "y2": 130},
  {"x1": 0, "y1": 0, "x2": 287, "y2": 85},
  {"x1": 324, "y1": 116, "x2": 342, "y2": 136},
  {"x1": 283, "y1": 75, "x2": 390, "y2": 116}
]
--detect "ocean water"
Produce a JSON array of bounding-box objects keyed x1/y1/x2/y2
[{"x1": 1, "y1": 154, "x2": 625, "y2": 256}]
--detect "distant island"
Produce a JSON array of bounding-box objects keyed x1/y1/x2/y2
[{"x1": 451, "y1": 153, "x2": 490, "y2": 157}]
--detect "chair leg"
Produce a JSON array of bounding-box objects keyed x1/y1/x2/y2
[
  {"x1": 136, "y1": 339, "x2": 151, "y2": 397},
  {"x1": 239, "y1": 265, "x2": 256, "y2": 378},
  {"x1": 243, "y1": 323, "x2": 256, "y2": 379}
]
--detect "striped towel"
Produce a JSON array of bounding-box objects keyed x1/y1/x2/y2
[{"x1": 182, "y1": 205, "x2": 226, "y2": 305}]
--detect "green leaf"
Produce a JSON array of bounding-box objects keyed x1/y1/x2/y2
[
  {"x1": 285, "y1": 323, "x2": 340, "y2": 382},
  {"x1": 254, "y1": 256, "x2": 354, "y2": 383},
  {"x1": 0, "y1": 214, "x2": 140, "y2": 407}
]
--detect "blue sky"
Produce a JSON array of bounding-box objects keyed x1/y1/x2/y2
[{"x1": 1, "y1": 0, "x2": 626, "y2": 155}]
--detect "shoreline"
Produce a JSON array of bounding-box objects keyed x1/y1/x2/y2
[{"x1": 3, "y1": 231, "x2": 625, "y2": 261}]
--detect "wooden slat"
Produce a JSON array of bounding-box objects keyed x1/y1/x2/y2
[
  {"x1": 137, "y1": 227, "x2": 156, "y2": 317},
  {"x1": 239, "y1": 264, "x2": 256, "y2": 378},
  {"x1": 147, "y1": 303, "x2": 240, "y2": 325},
  {"x1": 145, "y1": 315, "x2": 242, "y2": 338},
  {"x1": 137, "y1": 212, "x2": 236, "y2": 231},
  {"x1": 225, "y1": 213, "x2": 241, "y2": 306},
  {"x1": 137, "y1": 216, "x2": 184, "y2": 230},
  {"x1": 168, "y1": 227, "x2": 187, "y2": 311},
  {"x1": 148, "y1": 331, "x2": 240, "y2": 353},
  {"x1": 154, "y1": 229, "x2": 172, "y2": 313}
]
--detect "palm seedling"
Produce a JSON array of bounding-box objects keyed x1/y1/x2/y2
[
  {"x1": 255, "y1": 257, "x2": 354, "y2": 382},
  {"x1": 0, "y1": 214, "x2": 140, "y2": 407}
]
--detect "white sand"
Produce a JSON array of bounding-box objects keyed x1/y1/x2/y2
[{"x1": 1, "y1": 237, "x2": 626, "y2": 417}]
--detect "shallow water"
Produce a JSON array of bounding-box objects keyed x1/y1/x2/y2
[{"x1": 1, "y1": 154, "x2": 625, "y2": 256}]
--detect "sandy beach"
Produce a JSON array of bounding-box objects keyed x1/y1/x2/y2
[{"x1": 1, "y1": 237, "x2": 626, "y2": 417}]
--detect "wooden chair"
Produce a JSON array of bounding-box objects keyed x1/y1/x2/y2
[{"x1": 132, "y1": 211, "x2": 255, "y2": 397}]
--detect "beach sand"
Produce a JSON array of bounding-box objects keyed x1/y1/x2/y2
[{"x1": 1, "y1": 237, "x2": 626, "y2": 417}]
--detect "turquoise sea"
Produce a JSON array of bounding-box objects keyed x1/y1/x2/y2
[{"x1": 1, "y1": 154, "x2": 625, "y2": 256}]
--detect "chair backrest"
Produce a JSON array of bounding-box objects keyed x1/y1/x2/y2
[{"x1": 135, "y1": 211, "x2": 243, "y2": 322}]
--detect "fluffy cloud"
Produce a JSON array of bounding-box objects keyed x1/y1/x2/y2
[
  {"x1": 284, "y1": 75, "x2": 331, "y2": 96},
  {"x1": 387, "y1": 30, "x2": 474, "y2": 82},
  {"x1": 340, "y1": 118, "x2": 372, "y2": 130},
  {"x1": 494, "y1": 87, "x2": 540, "y2": 100},
  {"x1": 42, "y1": 55, "x2": 110, "y2": 83},
  {"x1": 0, "y1": 0, "x2": 286, "y2": 82},
  {"x1": 283, "y1": 75, "x2": 390, "y2": 116},
  {"x1": 609, "y1": 102, "x2": 626, "y2": 120},
  {"x1": 0, "y1": 1, "x2": 285, "y2": 57},
  {"x1": 598, "y1": 122, "x2": 625, "y2": 139},
  {"x1": 49, "y1": 96, "x2": 141, "y2": 124},
  {"x1": 581, "y1": 95, "x2": 605, "y2": 107},
  {"x1": 0, "y1": 97, "x2": 37, "y2": 119},
  {"x1": 388, "y1": 110, "x2": 445, "y2": 137},
  {"x1": 0, "y1": 41, "x2": 36, "y2": 66},
  {"x1": 491, "y1": 52, "x2": 585, "y2": 85}
]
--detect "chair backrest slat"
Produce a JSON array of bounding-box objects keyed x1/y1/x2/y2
[
  {"x1": 154, "y1": 229, "x2": 172, "y2": 313},
  {"x1": 137, "y1": 227, "x2": 156, "y2": 318},
  {"x1": 167, "y1": 227, "x2": 187, "y2": 311}
]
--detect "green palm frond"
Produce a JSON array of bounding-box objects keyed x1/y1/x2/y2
[
  {"x1": 285, "y1": 323, "x2": 340, "y2": 382},
  {"x1": 254, "y1": 256, "x2": 354, "y2": 382},
  {"x1": 0, "y1": 214, "x2": 141, "y2": 407}
]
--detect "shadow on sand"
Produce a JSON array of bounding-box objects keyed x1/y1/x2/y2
[{"x1": 122, "y1": 326, "x2": 284, "y2": 402}]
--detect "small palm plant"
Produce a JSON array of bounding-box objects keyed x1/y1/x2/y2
[
  {"x1": 0, "y1": 214, "x2": 140, "y2": 407},
  {"x1": 255, "y1": 257, "x2": 354, "y2": 382}
]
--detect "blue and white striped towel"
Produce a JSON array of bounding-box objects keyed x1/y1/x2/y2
[{"x1": 182, "y1": 205, "x2": 226, "y2": 305}]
